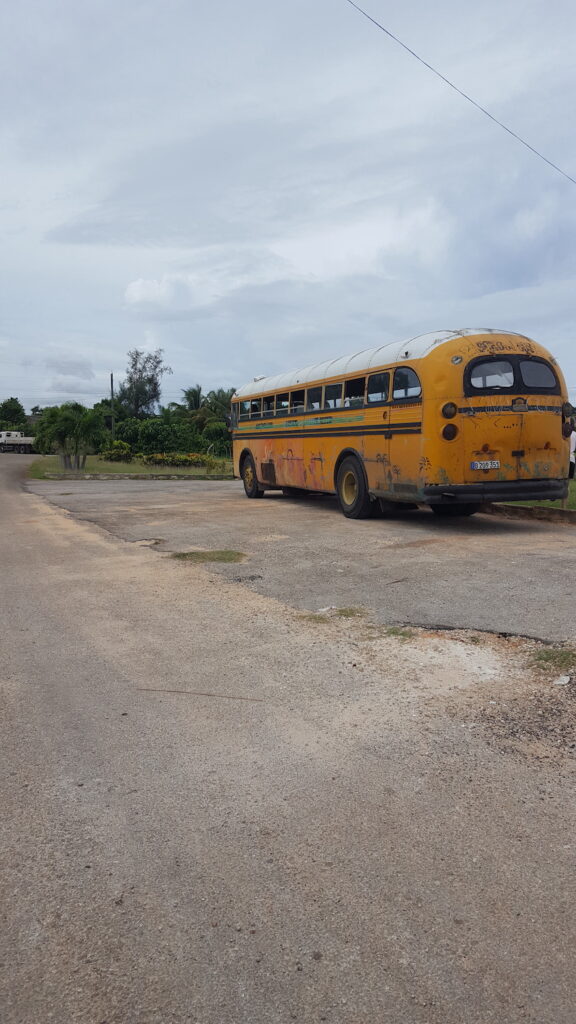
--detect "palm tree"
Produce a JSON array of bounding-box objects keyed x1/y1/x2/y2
[
  {"x1": 35, "y1": 403, "x2": 105, "y2": 470},
  {"x1": 167, "y1": 385, "x2": 205, "y2": 420},
  {"x1": 181, "y1": 385, "x2": 205, "y2": 412},
  {"x1": 204, "y1": 387, "x2": 236, "y2": 418}
]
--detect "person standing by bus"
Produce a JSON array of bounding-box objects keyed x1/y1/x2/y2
[{"x1": 570, "y1": 420, "x2": 576, "y2": 480}]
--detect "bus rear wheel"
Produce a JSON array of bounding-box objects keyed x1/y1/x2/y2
[
  {"x1": 241, "y1": 454, "x2": 264, "y2": 499},
  {"x1": 431, "y1": 503, "x2": 480, "y2": 518},
  {"x1": 336, "y1": 457, "x2": 373, "y2": 519}
]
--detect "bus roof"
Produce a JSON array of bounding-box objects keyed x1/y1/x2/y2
[{"x1": 234, "y1": 328, "x2": 530, "y2": 399}]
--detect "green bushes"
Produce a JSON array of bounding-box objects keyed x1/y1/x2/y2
[
  {"x1": 114, "y1": 417, "x2": 209, "y2": 455},
  {"x1": 140, "y1": 452, "x2": 221, "y2": 471},
  {"x1": 99, "y1": 440, "x2": 133, "y2": 462},
  {"x1": 97, "y1": 442, "x2": 228, "y2": 473}
]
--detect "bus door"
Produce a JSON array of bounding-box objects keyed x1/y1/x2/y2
[
  {"x1": 387, "y1": 367, "x2": 423, "y2": 498},
  {"x1": 461, "y1": 356, "x2": 563, "y2": 483}
]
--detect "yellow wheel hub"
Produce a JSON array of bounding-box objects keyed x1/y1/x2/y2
[
  {"x1": 341, "y1": 469, "x2": 358, "y2": 506},
  {"x1": 244, "y1": 465, "x2": 254, "y2": 487}
]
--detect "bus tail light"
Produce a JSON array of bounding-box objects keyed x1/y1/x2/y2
[
  {"x1": 442, "y1": 402, "x2": 457, "y2": 419},
  {"x1": 442, "y1": 424, "x2": 458, "y2": 440}
]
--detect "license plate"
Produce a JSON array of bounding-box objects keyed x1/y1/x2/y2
[{"x1": 471, "y1": 460, "x2": 500, "y2": 470}]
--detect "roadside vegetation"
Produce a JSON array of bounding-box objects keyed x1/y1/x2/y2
[
  {"x1": 533, "y1": 646, "x2": 576, "y2": 674},
  {"x1": 29, "y1": 455, "x2": 233, "y2": 480},
  {"x1": 3, "y1": 347, "x2": 236, "y2": 473},
  {"x1": 171, "y1": 550, "x2": 245, "y2": 563}
]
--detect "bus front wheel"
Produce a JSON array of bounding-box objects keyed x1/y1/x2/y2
[
  {"x1": 241, "y1": 454, "x2": 264, "y2": 499},
  {"x1": 431, "y1": 503, "x2": 480, "y2": 518},
  {"x1": 336, "y1": 457, "x2": 373, "y2": 519}
]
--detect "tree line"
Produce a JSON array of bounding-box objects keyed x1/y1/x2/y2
[{"x1": 1, "y1": 349, "x2": 235, "y2": 467}]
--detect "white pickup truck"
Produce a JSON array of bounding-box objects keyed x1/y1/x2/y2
[{"x1": 0, "y1": 431, "x2": 36, "y2": 453}]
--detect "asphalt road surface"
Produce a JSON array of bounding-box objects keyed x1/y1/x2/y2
[
  {"x1": 29, "y1": 472, "x2": 576, "y2": 641},
  {"x1": 2, "y1": 456, "x2": 576, "y2": 1024}
]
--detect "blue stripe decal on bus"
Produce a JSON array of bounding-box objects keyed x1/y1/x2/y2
[
  {"x1": 458, "y1": 404, "x2": 561, "y2": 414},
  {"x1": 234, "y1": 426, "x2": 422, "y2": 441},
  {"x1": 235, "y1": 420, "x2": 421, "y2": 433}
]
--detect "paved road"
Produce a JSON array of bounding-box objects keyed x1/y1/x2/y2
[
  {"x1": 29, "y1": 473, "x2": 576, "y2": 641},
  {"x1": 3, "y1": 457, "x2": 576, "y2": 1023}
]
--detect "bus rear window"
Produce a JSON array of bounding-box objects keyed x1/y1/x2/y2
[
  {"x1": 470, "y1": 360, "x2": 514, "y2": 390},
  {"x1": 519, "y1": 359, "x2": 558, "y2": 391}
]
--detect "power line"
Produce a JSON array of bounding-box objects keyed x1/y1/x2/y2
[{"x1": 344, "y1": 0, "x2": 576, "y2": 187}]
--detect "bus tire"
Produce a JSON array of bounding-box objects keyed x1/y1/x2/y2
[
  {"x1": 431, "y1": 503, "x2": 480, "y2": 518},
  {"x1": 241, "y1": 453, "x2": 264, "y2": 499},
  {"x1": 336, "y1": 456, "x2": 373, "y2": 519}
]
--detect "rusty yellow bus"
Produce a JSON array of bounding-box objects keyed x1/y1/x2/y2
[{"x1": 231, "y1": 329, "x2": 570, "y2": 518}]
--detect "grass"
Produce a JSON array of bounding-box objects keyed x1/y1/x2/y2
[
  {"x1": 385, "y1": 626, "x2": 414, "y2": 640},
  {"x1": 533, "y1": 647, "x2": 576, "y2": 673},
  {"x1": 28, "y1": 455, "x2": 233, "y2": 480},
  {"x1": 171, "y1": 550, "x2": 245, "y2": 563},
  {"x1": 298, "y1": 607, "x2": 365, "y2": 624},
  {"x1": 513, "y1": 480, "x2": 576, "y2": 511}
]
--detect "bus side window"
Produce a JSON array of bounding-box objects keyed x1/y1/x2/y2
[
  {"x1": 290, "y1": 389, "x2": 305, "y2": 413},
  {"x1": 344, "y1": 377, "x2": 366, "y2": 408},
  {"x1": 276, "y1": 392, "x2": 289, "y2": 416},
  {"x1": 324, "y1": 383, "x2": 343, "y2": 409},
  {"x1": 239, "y1": 401, "x2": 251, "y2": 421},
  {"x1": 306, "y1": 386, "x2": 322, "y2": 410},
  {"x1": 250, "y1": 399, "x2": 262, "y2": 418},
  {"x1": 393, "y1": 367, "x2": 421, "y2": 400},
  {"x1": 262, "y1": 395, "x2": 275, "y2": 416},
  {"x1": 367, "y1": 372, "x2": 389, "y2": 404}
]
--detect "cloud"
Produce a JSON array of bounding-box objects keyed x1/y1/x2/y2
[
  {"x1": 1, "y1": 0, "x2": 576, "y2": 409},
  {"x1": 45, "y1": 355, "x2": 95, "y2": 379},
  {"x1": 48, "y1": 378, "x2": 103, "y2": 396},
  {"x1": 124, "y1": 247, "x2": 297, "y2": 314}
]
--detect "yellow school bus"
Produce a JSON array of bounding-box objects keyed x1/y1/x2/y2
[{"x1": 231, "y1": 329, "x2": 570, "y2": 518}]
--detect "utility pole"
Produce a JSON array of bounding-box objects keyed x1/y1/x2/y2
[{"x1": 110, "y1": 373, "x2": 115, "y2": 441}]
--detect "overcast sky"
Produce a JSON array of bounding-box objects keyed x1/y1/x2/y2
[{"x1": 1, "y1": 0, "x2": 575, "y2": 411}]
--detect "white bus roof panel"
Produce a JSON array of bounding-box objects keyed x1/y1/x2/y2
[{"x1": 234, "y1": 329, "x2": 525, "y2": 399}]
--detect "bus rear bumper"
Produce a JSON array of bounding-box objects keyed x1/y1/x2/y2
[{"x1": 423, "y1": 479, "x2": 568, "y2": 505}]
